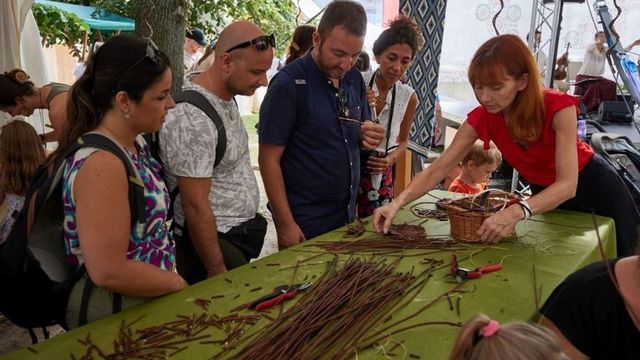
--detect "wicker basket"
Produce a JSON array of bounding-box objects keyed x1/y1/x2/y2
[{"x1": 444, "y1": 190, "x2": 520, "y2": 243}]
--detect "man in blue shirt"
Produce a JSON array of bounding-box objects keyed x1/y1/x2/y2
[{"x1": 259, "y1": 0, "x2": 384, "y2": 248}]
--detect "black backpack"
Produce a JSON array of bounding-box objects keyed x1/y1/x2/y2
[
  {"x1": 144, "y1": 89, "x2": 227, "y2": 219},
  {"x1": 0, "y1": 133, "x2": 145, "y2": 333}
]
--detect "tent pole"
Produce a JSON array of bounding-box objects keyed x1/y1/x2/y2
[{"x1": 81, "y1": 30, "x2": 88, "y2": 60}]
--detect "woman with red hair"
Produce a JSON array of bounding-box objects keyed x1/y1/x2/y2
[{"x1": 373, "y1": 34, "x2": 638, "y2": 256}]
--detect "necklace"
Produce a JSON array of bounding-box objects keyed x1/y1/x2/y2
[{"x1": 374, "y1": 72, "x2": 393, "y2": 105}]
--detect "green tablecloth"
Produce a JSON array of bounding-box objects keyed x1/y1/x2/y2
[{"x1": 3, "y1": 191, "x2": 616, "y2": 359}]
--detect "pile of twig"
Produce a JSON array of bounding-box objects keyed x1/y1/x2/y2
[
  {"x1": 234, "y1": 258, "x2": 459, "y2": 359},
  {"x1": 408, "y1": 200, "x2": 451, "y2": 221},
  {"x1": 72, "y1": 312, "x2": 261, "y2": 359},
  {"x1": 387, "y1": 224, "x2": 427, "y2": 241},
  {"x1": 315, "y1": 236, "x2": 459, "y2": 253},
  {"x1": 316, "y1": 226, "x2": 459, "y2": 253},
  {"x1": 344, "y1": 218, "x2": 366, "y2": 237}
]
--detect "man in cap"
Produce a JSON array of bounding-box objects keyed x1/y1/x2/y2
[{"x1": 184, "y1": 28, "x2": 208, "y2": 70}]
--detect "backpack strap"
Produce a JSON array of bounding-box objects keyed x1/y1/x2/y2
[
  {"x1": 77, "y1": 264, "x2": 122, "y2": 327},
  {"x1": 167, "y1": 90, "x2": 229, "y2": 222},
  {"x1": 15, "y1": 133, "x2": 146, "y2": 318},
  {"x1": 41, "y1": 133, "x2": 145, "y2": 227},
  {"x1": 173, "y1": 90, "x2": 227, "y2": 168},
  {"x1": 62, "y1": 135, "x2": 134, "y2": 328},
  {"x1": 74, "y1": 133, "x2": 146, "y2": 227}
]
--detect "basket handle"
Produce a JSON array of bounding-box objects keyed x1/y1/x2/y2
[{"x1": 471, "y1": 189, "x2": 517, "y2": 211}]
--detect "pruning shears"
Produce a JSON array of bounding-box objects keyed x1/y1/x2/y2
[
  {"x1": 248, "y1": 283, "x2": 312, "y2": 311},
  {"x1": 450, "y1": 254, "x2": 503, "y2": 283}
]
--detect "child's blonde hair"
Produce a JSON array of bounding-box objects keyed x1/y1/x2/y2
[
  {"x1": 449, "y1": 314, "x2": 565, "y2": 360},
  {"x1": 0, "y1": 120, "x2": 46, "y2": 195},
  {"x1": 462, "y1": 140, "x2": 502, "y2": 167}
]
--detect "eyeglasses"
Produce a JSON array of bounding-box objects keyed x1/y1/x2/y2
[
  {"x1": 226, "y1": 34, "x2": 276, "y2": 53},
  {"x1": 112, "y1": 39, "x2": 161, "y2": 93}
]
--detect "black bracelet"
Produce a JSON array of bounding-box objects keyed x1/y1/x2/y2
[{"x1": 518, "y1": 200, "x2": 532, "y2": 219}]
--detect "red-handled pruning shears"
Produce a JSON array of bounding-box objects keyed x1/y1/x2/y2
[
  {"x1": 248, "y1": 283, "x2": 312, "y2": 311},
  {"x1": 450, "y1": 254, "x2": 503, "y2": 283}
]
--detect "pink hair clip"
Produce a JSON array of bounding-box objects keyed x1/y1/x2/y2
[{"x1": 482, "y1": 320, "x2": 500, "y2": 337}]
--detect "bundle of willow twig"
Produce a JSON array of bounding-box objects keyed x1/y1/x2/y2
[
  {"x1": 408, "y1": 200, "x2": 451, "y2": 221},
  {"x1": 317, "y1": 230, "x2": 460, "y2": 253},
  {"x1": 344, "y1": 218, "x2": 366, "y2": 237},
  {"x1": 234, "y1": 258, "x2": 457, "y2": 359},
  {"x1": 387, "y1": 224, "x2": 427, "y2": 241},
  {"x1": 73, "y1": 312, "x2": 261, "y2": 359}
]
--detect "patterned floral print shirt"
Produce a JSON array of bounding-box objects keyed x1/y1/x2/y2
[
  {"x1": 62, "y1": 137, "x2": 175, "y2": 270},
  {"x1": 160, "y1": 80, "x2": 259, "y2": 232},
  {"x1": 0, "y1": 193, "x2": 24, "y2": 244}
]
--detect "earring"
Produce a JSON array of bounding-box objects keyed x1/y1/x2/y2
[{"x1": 123, "y1": 110, "x2": 130, "y2": 119}]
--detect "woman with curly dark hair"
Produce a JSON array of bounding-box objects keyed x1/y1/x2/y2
[
  {"x1": 357, "y1": 16, "x2": 423, "y2": 217},
  {"x1": 0, "y1": 69, "x2": 69, "y2": 143}
]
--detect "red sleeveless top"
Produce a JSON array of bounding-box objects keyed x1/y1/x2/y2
[{"x1": 466, "y1": 89, "x2": 593, "y2": 186}]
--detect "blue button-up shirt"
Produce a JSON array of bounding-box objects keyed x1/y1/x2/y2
[{"x1": 259, "y1": 53, "x2": 370, "y2": 239}]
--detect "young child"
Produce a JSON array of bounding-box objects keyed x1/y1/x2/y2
[
  {"x1": 450, "y1": 314, "x2": 567, "y2": 360},
  {"x1": 448, "y1": 140, "x2": 502, "y2": 194},
  {"x1": 0, "y1": 120, "x2": 46, "y2": 243}
]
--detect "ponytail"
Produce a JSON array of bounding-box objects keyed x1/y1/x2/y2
[
  {"x1": 449, "y1": 314, "x2": 564, "y2": 360},
  {"x1": 54, "y1": 70, "x2": 101, "y2": 156},
  {"x1": 285, "y1": 25, "x2": 315, "y2": 65},
  {"x1": 450, "y1": 314, "x2": 492, "y2": 360}
]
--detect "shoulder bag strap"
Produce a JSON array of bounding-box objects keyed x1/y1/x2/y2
[{"x1": 368, "y1": 71, "x2": 396, "y2": 152}]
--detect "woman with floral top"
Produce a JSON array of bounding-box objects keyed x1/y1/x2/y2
[{"x1": 51, "y1": 34, "x2": 186, "y2": 328}]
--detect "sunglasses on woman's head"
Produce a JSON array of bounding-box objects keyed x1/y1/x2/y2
[
  {"x1": 226, "y1": 34, "x2": 276, "y2": 53},
  {"x1": 111, "y1": 39, "x2": 161, "y2": 93}
]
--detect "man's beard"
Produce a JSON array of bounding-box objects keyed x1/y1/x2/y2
[
  {"x1": 227, "y1": 80, "x2": 256, "y2": 97},
  {"x1": 316, "y1": 43, "x2": 347, "y2": 80}
]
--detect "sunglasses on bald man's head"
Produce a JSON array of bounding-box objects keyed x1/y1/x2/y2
[{"x1": 226, "y1": 34, "x2": 276, "y2": 53}]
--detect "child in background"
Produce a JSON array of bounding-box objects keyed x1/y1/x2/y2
[
  {"x1": 450, "y1": 314, "x2": 567, "y2": 360},
  {"x1": 0, "y1": 120, "x2": 46, "y2": 243},
  {"x1": 448, "y1": 140, "x2": 502, "y2": 194}
]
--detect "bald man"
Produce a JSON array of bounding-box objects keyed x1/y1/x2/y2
[{"x1": 160, "y1": 21, "x2": 272, "y2": 283}]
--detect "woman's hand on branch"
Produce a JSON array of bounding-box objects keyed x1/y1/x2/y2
[{"x1": 373, "y1": 201, "x2": 401, "y2": 234}]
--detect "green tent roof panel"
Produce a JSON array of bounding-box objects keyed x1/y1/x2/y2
[{"x1": 35, "y1": 0, "x2": 135, "y2": 31}]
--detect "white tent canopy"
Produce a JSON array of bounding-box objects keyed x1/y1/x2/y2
[{"x1": 0, "y1": 0, "x2": 50, "y2": 133}]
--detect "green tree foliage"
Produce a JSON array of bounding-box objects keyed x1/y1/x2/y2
[
  {"x1": 32, "y1": 3, "x2": 90, "y2": 58},
  {"x1": 188, "y1": 0, "x2": 297, "y2": 55},
  {"x1": 33, "y1": 0, "x2": 302, "y2": 90},
  {"x1": 38, "y1": 0, "x2": 298, "y2": 55}
]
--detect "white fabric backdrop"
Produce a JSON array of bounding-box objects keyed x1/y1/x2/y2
[
  {"x1": 438, "y1": 0, "x2": 640, "y2": 102},
  {"x1": 0, "y1": 0, "x2": 49, "y2": 134}
]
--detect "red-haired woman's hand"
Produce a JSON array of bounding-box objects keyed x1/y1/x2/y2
[{"x1": 476, "y1": 205, "x2": 523, "y2": 243}]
